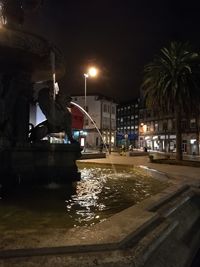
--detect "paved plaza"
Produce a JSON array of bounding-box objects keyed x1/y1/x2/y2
[{"x1": 79, "y1": 152, "x2": 200, "y2": 183}]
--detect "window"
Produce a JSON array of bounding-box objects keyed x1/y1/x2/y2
[
  {"x1": 190, "y1": 119, "x2": 196, "y2": 129},
  {"x1": 147, "y1": 123, "x2": 151, "y2": 132},
  {"x1": 146, "y1": 111, "x2": 151, "y2": 118},
  {"x1": 103, "y1": 104, "x2": 107, "y2": 112},
  {"x1": 163, "y1": 121, "x2": 168, "y2": 131},
  {"x1": 84, "y1": 106, "x2": 88, "y2": 112},
  {"x1": 154, "y1": 121, "x2": 158, "y2": 132},
  {"x1": 181, "y1": 120, "x2": 187, "y2": 130},
  {"x1": 172, "y1": 119, "x2": 175, "y2": 130},
  {"x1": 112, "y1": 106, "x2": 115, "y2": 114},
  {"x1": 111, "y1": 119, "x2": 116, "y2": 129}
]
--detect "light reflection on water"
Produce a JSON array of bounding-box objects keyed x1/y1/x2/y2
[
  {"x1": 0, "y1": 167, "x2": 168, "y2": 231},
  {"x1": 64, "y1": 167, "x2": 167, "y2": 226}
]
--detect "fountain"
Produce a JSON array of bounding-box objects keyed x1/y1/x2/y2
[
  {"x1": 0, "y1": 0, "x2": 82, "y2": 189},
  {"x1": 1, "y1": 3, "x2": 200, "y2": 267}
]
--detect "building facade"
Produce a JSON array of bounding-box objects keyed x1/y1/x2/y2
[
  {"x1": 139, "y1": 108, "x2": 199, "y2": 155},
  {"x1": 71, "y1": 94, "x2": 117, "y2": 150},
  {"x1": 116, "y1": 99, "x2": 140, "y2": 148}
]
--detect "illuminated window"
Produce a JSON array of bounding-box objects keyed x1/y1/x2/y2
[
  {"x1": 154, "y1": 121, "x2": 158, "y2": 132},
  {"x1": 190, "y1": 119, "x2": 196, "y2": 129}
]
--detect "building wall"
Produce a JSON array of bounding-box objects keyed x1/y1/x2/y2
[
  {"x1": 139, "y1": 108, "x2": 200, "y2": 155},
  {"x1": 71, "y1": 95, "x2": 101, "y2": 129},
  {"x1": 71, "y1": 95, "x2": 117, "y2": 149},
  {"x1": 116, "y1": 99, "x2": 140, "y2": 148}
]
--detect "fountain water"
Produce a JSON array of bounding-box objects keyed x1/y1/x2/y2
[
  {"x1": 70, "y1": 101, "x2": 117, "y2": 174},
  {"x1": 70, "y1": 101, "x2": 105, "y2": 147}
]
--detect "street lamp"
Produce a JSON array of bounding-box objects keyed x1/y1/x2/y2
[
  {"x1": 84, "y1": 73, "x2": 89, "y2": 110},
  {"x1": 83, "y1": 67, "x2": 98, "y2": 111}
]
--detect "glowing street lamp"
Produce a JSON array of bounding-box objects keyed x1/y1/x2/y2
[
  {"x1": 84, "y1": 67, "x2": 98, "y2": 110},
  {"x1": 88, "y1": 67, "x2": 98, "y2": 77}
]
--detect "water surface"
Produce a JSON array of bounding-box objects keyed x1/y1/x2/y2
[{"x1": 0, "y1": 166, "x2": 168, "y2": 232}]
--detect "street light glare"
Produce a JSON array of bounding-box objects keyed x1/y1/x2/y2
[{"x1": 88, "y1": 67, "x2": 98, "y2": 77}]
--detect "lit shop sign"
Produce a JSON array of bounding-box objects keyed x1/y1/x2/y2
[{"x1": 80, "y1": 131, "x2": 87, "y2": 136}]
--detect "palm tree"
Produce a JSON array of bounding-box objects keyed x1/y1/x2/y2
[{"x1": 142, "y1": 42, "x2": 200, "y2": 160}]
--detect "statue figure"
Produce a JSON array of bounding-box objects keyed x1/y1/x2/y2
[{"x1": 29, "y1": 82, "x2": 76, "y2": 144}]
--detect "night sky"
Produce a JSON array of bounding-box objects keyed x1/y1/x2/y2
[{"x1": 25, "y1": 0, "x2": 200, "y2": 102}]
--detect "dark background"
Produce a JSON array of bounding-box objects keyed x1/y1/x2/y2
[{"x1": 24, "y1": 0, "x2": 200, "y2": 102}]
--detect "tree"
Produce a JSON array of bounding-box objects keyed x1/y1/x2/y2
[{"x1": 142, "y1": 42, "x2": 200, "y2": 160}]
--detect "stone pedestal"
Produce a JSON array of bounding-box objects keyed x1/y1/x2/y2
[
  {"x1": 1, "y1": 143, "x2": 82, "y2": 187},
  {"x1": 0, "y1": 27, "x2": 81, "y2": 189}
]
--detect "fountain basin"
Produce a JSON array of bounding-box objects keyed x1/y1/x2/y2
[{"x1": 0, "y1": 165, "x2": 200, "y2": 267}]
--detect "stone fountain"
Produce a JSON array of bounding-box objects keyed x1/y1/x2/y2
[{"x1": 0, "y1": 0, "x2": 81, "y2": 189}]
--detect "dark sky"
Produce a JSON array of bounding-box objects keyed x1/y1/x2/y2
[{"x1": 25, "y1": 0, "x2": 200, "y2": 102}]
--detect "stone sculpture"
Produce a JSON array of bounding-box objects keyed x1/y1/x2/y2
[
  {"x1": 29, "y1": 84, "x2": 76, "y2": 143},
  {"x1": 0, "y1": 0, "x2": 81, "y2": 185}
]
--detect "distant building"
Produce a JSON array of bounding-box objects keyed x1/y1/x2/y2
[
  {"x1": 139, "y1": 107, "x2": 199, "y2": 155},
  {"x1": 71, "y1": 94, "x2": 117, "y2": 150},
  {"x1": 116, "y1": 99, "x2": 140, "y2": 148}
]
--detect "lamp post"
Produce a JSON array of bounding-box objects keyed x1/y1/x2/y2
[
  {"x1": 84, "y1": 73, "x2": 88, "y2": 110},
  {"x1": 83, "y1": 67, "x2": 98, "y2": 111}
]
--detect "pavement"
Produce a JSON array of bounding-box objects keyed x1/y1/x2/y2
[{"x1": 78, "y1": 152, "x2": 200, "y2": 184}]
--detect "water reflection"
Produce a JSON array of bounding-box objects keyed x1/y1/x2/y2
[
  {"x1": 0, "y1": 167, "x2": 168, "y2": 231},
  {"x1": 65, "y1": 167, "x2": 166, "y2": 226}
]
